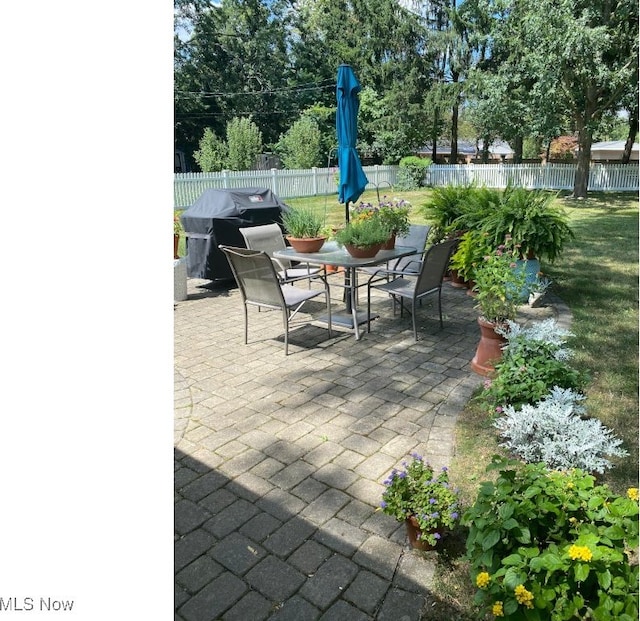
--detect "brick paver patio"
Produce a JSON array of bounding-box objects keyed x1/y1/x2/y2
[{"x1": 174, "y1": 271, "x2": 562, "y2": 620}]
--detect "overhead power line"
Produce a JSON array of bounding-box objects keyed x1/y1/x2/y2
[{"x1": 175, "y1": 80, "x2": 335, "y2": 99}]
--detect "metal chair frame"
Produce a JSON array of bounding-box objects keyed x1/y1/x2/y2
[
  {"x1": 220, "y1": 245, "x2": 332, "y2": 355},
  {"x1": 366, "y1": 238, "x2": 458, "y2": 341}
]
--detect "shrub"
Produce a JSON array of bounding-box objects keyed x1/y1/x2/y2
[
  {"x1": 275, "y1": 117, "x2": 323, "y2": 169},
  {"x1": 494, "y1": 387, "x2": 629, "y2": 474},
  {"x1": 193, "y1": 127, "x2": 227, "y2": 172},
  {"x1": 226, "y1": 116, "x2": 263, "y2": 171},
  {"x1": 481, "y1": 319, "x2": 588, "y2": 412},
  {"x1": 464, "y1": 456, "x2": 639, "y2": 621},
  {"x1": 396, "y1": 155, "x2": 431, "y2": 190},
  {"x1": 420, "y1": 183, "x2": 475, "y2": 242}
]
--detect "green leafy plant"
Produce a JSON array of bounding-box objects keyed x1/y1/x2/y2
[
  {"x1": 420, "y1": 183, "x2": 476, "y2": 241},
  {"x1": 281, "y1": 206, "x2": 325, "y2": 238},
  {"x1": 380, "y1": 453, "x2": 460, "y2": 547},
  {"x1": 355, "y1": 197, "x2": 411, "y2": 236},
  {"x1": 481, "y1": 319, "x2": 588, "y2": 412},
  {"x1": 334, "y1": 215, "x2": 389, "y2": 248},
  {"x1": 174, "y1": 211, "x2": 183, "y2": 235},
  {"x1": 481, "y1": 186, "x2": 575, "y2": 262},
  {"x1": 396, "y1": 155, "x2": 431, "y2": 190},
  {"x1": 472, "y1": 240, "x2": 528, "y2": 323},
  {"x1": 464, "y1": 456, "x2": 639, "y2": 620},
  {"x1": 449, "y1": 229, "x2": 494, "y2": 283}
]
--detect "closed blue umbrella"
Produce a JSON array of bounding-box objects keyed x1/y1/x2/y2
[{"x1": 336, "y1": 64, "x2": 369, "y2": 222}]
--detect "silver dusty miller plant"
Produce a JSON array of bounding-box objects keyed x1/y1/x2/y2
[
  {"x1": 496, "y1": 318, "x2": 574, "y2": 361},
  {"x1": 494, "y1": 386, "x2": 628, "y2": 474}
]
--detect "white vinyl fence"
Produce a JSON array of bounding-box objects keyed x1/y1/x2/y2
[{"x1": 174, "y1": 163, "x2": 638, "y2": 208}]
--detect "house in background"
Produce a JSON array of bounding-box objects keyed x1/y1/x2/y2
[
  {"x1": 418, "y1": 139, "x2": 514, "y2": 164},
  {"x1": 587, "y1": 141, "x2": 639, "y2": 162}
]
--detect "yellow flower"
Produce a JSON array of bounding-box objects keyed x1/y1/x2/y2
[
  {"x1": 568, "y1": 544, "x2": 593, "y2": 562},
  {"x1": 492, "y1": 601, "x2": 504, "y2": 617},
  {"x1": 627, "y1": 488, "x2": 639, "y2": 501},
  {"x1": 514, "y1": 584, "x2": 534, "y2": 609},
  {"x1": 476, "y1": 571, "x2": 490, "y2": 588}
]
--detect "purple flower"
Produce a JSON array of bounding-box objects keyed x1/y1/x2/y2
[
  {"x1": 411, "y1": 452, "x2": 423, "y2": 461},
  {"x1": 450, "y1": 512, "x2": 459, "y2": 520},
  {"x1": 429, "y1": 498, "x2": 437, "y2": 504},
  {"x1": 380, "y1": 501, "x2": 387, "y2": 508},
  {"x1": 441, "y1": 466, "x2": 448, "y2": 472},
  {"x1": 431, "y1": 512, "x2": 440, "y2": 519},
  {"x1": 383, "y1": 479, "x2": 392, "y2": 486},
  {"x1": 399, "y1": 471, "x2": 407, "y2": 479},
  {"x1": 433, "y1": 532, "x2": 441, "y2": 539}
]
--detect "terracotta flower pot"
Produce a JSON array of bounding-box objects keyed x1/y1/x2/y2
[
  {"x1": 286, "y1": 236, "x2": 326, "y2": 253},
  {"x1": 470, "y1": 317, "x2": 508, "y2": 376},
  {"x1": 405, "y1": 516, "x2": 440, "y2": 551},
  {"x1": 382, "y1": 233, "x2": 396, "y2": 250},
  {"x1": 449, "y1": 269, "x2": 467, "y2": 288},
  {"x1": 344, "y1": 243, "x2": 383, "y2": 259}
]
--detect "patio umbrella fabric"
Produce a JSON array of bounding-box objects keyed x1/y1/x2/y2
[{"x1": 336, "y1": 64, "x2": 369, "y2": 221}]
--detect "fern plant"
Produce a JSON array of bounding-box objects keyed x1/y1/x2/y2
[{"x1": 481, "y1": 186, "x2": 575, "y2": 262}]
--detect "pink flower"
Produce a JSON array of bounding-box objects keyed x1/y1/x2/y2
[{"x1": 495, "y1": 406, "x2": 503, "y2": 413}]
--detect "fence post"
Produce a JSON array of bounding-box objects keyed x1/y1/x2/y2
[
  {"x1": 223, "y1": 170, "x2": 229, "y2": 188},
  {"x1": 312, "y1": 167, "x2": 318, "y2": 196},
  {"x1": 271, "y1": 168, "x2": 279, "y2": 195}
]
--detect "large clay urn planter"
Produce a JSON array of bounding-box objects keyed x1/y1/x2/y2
[
  {"x1": 286, "y1": 236, "x2": 326, "y2": 253},
  {"x1": 471, "y1": 317, "x2": 508, "y2": 376},
  {"x1": 344, "y1": 243, "x2": 383, "y2": 259},
  {"x1": 405, "y1": 516, "x2": 440, "y2": 551}
]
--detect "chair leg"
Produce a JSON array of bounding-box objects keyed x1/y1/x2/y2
[
  {"x1": 324, "y1": 280, "x2": 333, "y2": 339},
  {"x1": 366, "y1": 284, "x2": 371, "y2": 333},
  {"x1": 412, "y1": 299, "x2": 418, "y2": 341},
  {"x1": 438, "y1": 287, "x2": 443, "y2": 328},
  {"x1": 243, "y1": 305, "x2": 249, "y2": 344},
  {"x1": 283, "y1": 308, "x2": 289, "y2": 355}
]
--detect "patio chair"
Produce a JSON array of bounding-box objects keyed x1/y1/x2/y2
[
  {"x1": 239, "y1": 223, "x2": 324, "y2": 285},
  {"x1": 219, "y1": 246, "x2": 332, "y2": 355},
  {"x1": 366, "y1": 238, "x2": 458, "y2": 341},
  {"x1": 360, "y1": 224, "x2": 432, "y2": 284}
]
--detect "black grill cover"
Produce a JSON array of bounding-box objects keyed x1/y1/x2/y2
[{"x1": 180, "y1": 188, "x2": 290, "y2": 281}]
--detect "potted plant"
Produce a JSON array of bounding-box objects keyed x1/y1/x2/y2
[
  {"x1": 334, "y1": 215, "x2": 389, "y2": 258},
  {"x1": 380, "y1": 453, "x2": 460, "y2": 550},
  {"x1": 449, "y1": 229, "x2": 493, "y2": 292},
  {"x1": 419, "y1": 183, "x2": 476, "y2": 242},
  {"x1": 481, "y1": 186, "x2": 575, "y2": 263},
  {"x1": 470, "y1": 239, "x2": 528, "y2": 376},
  {"x1": 356, "y1": 197, "x2": 411, "y2": 249},
  {"x1": 280, "y1": 206, "x2": 327, "y2": 253}
]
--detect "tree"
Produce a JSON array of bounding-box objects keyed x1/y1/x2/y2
[
  {"x1": 484, "y1": 0, "x2": 638, "y2": 197},
  {"x1": 226, "y1": 117, "x2": 263, "y2": 170},
  {"x1": 275, "y1": 116, "x2": 323, "y2": 169},
  {"x1": 193, "y1": 128, "x2": 227, "y2": 172}
]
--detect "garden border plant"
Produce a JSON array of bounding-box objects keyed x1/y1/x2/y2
[{"x1": 464, "y1": 456, "x2": 639, "y2": 621}]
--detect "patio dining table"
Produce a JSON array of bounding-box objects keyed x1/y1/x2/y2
[{"x1": 273, "y1": 241, "x2": 417, "y2": 340}]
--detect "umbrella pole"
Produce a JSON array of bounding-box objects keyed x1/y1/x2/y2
[{"x1": 344, "y1": 199, "x2": 352, "y2": 311}]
